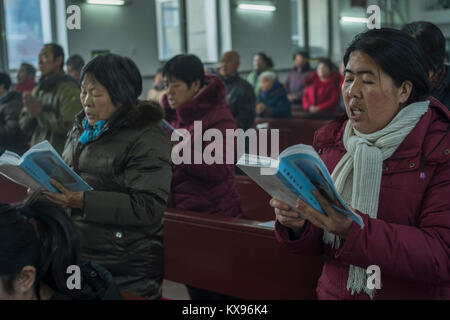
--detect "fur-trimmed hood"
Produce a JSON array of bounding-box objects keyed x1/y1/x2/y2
[
  {"x1": 75, "y1": 100, "x2": 164, "y2": 131},
  {"x1": 161, "y1": 75, "x2": 228, "y2": 125}
]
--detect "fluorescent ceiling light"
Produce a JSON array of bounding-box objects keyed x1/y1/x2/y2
[
  {"x1": 341, "y1": 16, "x2": 368, "y2": 23},
  {"x1": 86, "y1": 0, "x2": 126, "y2": 5},
  {"x1": 238, "y1": 4, "x2": 276, "y2": 12}
]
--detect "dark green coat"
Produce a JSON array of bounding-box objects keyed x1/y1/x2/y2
[
  {"x1": 0, "y1": 91, "x2": 29, "y2": 154},
  {"x1": 19, "y1": 71, "x2": 82, "y2": 154},
  {"x1": 62, "y1": 101, "x2": 172, "y2": 299}
]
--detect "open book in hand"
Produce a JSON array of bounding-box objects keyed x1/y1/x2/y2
[
  {"x1": 237, "y1": 144, "x2": 364, "y2": 228},
  {"x1": 0, "y1": 140, "x2": 92, "y2": 193}
]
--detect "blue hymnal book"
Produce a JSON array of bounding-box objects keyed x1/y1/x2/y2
[
  {"x1": 0, "y1": 140, "x2": 92, "y2": 193},
  {"x1": 237, "y1": 144, "x2": 364, "y2": 228}
]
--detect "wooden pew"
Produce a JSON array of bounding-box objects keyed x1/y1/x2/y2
[
  {"x1": 164, "y1": 209, "x2": 324, "y2": 300},
  {"x1": 0, "y1": 175, "x2": 28, "y2": 204},
  {"x1": 254, "y1": 117, "x2": 334, "y2": 149},
  {"x1": 235, "y1": 175, "x2": 274, "y2": 222}
]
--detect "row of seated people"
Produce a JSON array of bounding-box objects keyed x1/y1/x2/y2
[
  {"x1": 1, "y1": 23, "x2": 449, "y2": 300},
  {"x1": 148, "y1": 51, "x2": 345, "y2": 129}
]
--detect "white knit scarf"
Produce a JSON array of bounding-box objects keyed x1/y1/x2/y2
[{"x1": 323, "y1": 101, "x2": 430, "y2": 299}]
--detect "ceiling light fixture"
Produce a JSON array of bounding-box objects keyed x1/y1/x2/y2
[
  {"x1": 340, "y1": 16, "x2": 369, "y2": 23},
  {"x1": 86, "y1": 0, "x2": 126, "y2": 5}
]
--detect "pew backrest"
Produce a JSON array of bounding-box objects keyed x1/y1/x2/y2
[{"x1": 164, "y1": 209, "x2": 324, "y2": 300}]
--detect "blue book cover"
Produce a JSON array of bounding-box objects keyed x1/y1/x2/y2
[
  {"x1": 0, "y1": 141, "x2": 92, "y2": 193},
  {"x1": 237, "y1": 144, "x2": 364, "y2": 228}
]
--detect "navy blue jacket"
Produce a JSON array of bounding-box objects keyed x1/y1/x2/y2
[{"x1": 258, "y1": 83, "x2": 292, "y2": 118}]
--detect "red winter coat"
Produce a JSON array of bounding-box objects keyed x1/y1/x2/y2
[
  {"x1": 276, "y1": 97, "x2": 450, "y2": 299},
  {"x1": 302, "y1": 71, "x2": 341, "y2": 112},
  {"x1": 162, "y1": 75, "x2": 242, "y2": 217}
]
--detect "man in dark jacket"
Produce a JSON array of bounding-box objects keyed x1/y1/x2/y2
[
  {"x1": 403, "y1": 21, "x2": 450, "y2": 109},
  {"x1": 0, "y1": 73, "x2": 29, "y2": 154},
  {"x1": 219, "y1": 51, "x2": 256, "y2": 131},
  {"x1": 285, "y1": 51, "x2": 314, "y2": 109},
  {"x1": 19, "y1": 43, "x2": 82, "y2": 154}
]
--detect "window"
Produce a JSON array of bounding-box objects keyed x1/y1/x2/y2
[
  {"x1": 2, "y1": 0, "x2": 52, "y2": 70},
  {"x1": 155, "y1": 0, "x2": 183, "y2": 61},
  {"x1": 186, "y1": 0, "x2": 218, "y2": 63},
  {"x1": 155, "y1": 0, "x2": 220, "y2": 63}
]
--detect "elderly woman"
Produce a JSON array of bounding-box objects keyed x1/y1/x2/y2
[
  {"x1": 42, "y1": 54, "x2": 172, "y2": 299},
  {"x1": 256, "y1": 71, "x2": 292, "y2": 119},
  {"x1": 270, "y1": 29, "x2": 449, "y2": 300}
]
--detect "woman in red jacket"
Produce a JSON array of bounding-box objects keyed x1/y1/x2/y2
[
  {"x1": 161, "y1": 54, "x2": 242, "y2": 218},
  {"x1": 271, "y1": 29, "x2": 450, "y2": 299},
  {"x1": 302, "y1": 58, "x2": 341, "y2": 114},
  {"x1": 161, "y1": 54, "x2": 242, "y2": 300}
]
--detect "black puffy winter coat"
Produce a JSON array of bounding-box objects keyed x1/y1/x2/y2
[{"x1": 62, "y1": 101, "x2": 172, "y2": 299}]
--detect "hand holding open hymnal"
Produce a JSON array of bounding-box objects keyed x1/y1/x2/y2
[
  {"x1": 237, "y1": 144, "x2": 364, "y2": 228},
  {"x1": 0, "y1": 141, "x2": 92, "y2": 193}
]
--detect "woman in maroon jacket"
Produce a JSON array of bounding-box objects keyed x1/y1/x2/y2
[
  {"x1": 271, "y1": 29, "x2": 450, "y2": 300},
  {"x1": 161, "y1": 54, "x2": 242, "y2": 300},
  {"x1": 302, "y1": 58, "x2": 341, "y2": 114},
  {"x1": 161, "y1": 54, "x2": 242, "y2": 218}
]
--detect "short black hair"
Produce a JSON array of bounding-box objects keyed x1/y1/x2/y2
[
  {"x1": 81, "y1": 53, "x2": 143, "y2": 107},
  {"x1": 256, "y1": 52, "x2": 274, "y2": 69},
  {"x1": 66, "y1": 54, "x2": 85, "y2": 71},
  {"x1": 317, "y1": 57, "x2": 335, "y2": 71},
  {"x1": 402, "y1": 21, "x2": 446, "y2": 73},
  {"x1": 162, "y1": 54, "x2": 205, "y2": 88},
  {"x1": 343, "y1": 28, "x2": 430, "y2": 106},
  {"x1": 20, "y1": 63, "x2": 36, "y2": 76},
  {"x1": 0, "y1": 72, "x2": 12, "y2": 90},
  {"x1": 44, "y1": 43, "x2": 65, "y2": 70},
  {"x1": 293, "y1": 51, "x2": 310, "y2": 60}
]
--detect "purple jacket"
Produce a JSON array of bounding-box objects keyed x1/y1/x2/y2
[
  {"x1": 275, "y1": 97, "x2": 450, "y2": 299},
  {"x1": 162, "y1": 75, "x2": 242, "y2": 218},
  {"x1": 285, "y1": 64, "x2": 314, "y2": 109}
]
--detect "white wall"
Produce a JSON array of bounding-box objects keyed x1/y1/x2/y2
[
  {"x1": 66, "y1": 0, "x2": 160, "y2": 76},
  {"x1": 228, "y1": 0, "x2": 293, "y2": 71}
]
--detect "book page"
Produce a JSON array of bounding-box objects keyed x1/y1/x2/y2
[
  {"x1": 237, "y1": 164, "x2": 306, "y2": 219},
  {"x1": 0, "y1": 165, "x2": 41, "y2": 190},
  {"x1": 0, "y1": 151, "x2": 21, "y2": 166},
  {"x1": 19, "y1": 141, "x2": 92, "y2": 192}
]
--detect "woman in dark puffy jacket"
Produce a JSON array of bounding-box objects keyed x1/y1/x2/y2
[
  {"x1": 271, "y1": 29, "x2": 450, "y2": 300},
  {"x1": 43, "y1": 54, "x2": 172, "y2": 299}
]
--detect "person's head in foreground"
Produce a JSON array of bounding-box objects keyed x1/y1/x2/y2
[
  {"x1": 0, "y1": 199, "x2": 80, "y2": 300},
  {"x1": 162, "y1": 54, "x2": 206, "y2": 110},
  {"x1": 342, "y1": 28, "x2": 430, "y2": 134},
  {"x1": 80, "y1": 53, "x2": 145, "y2": 126}
]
